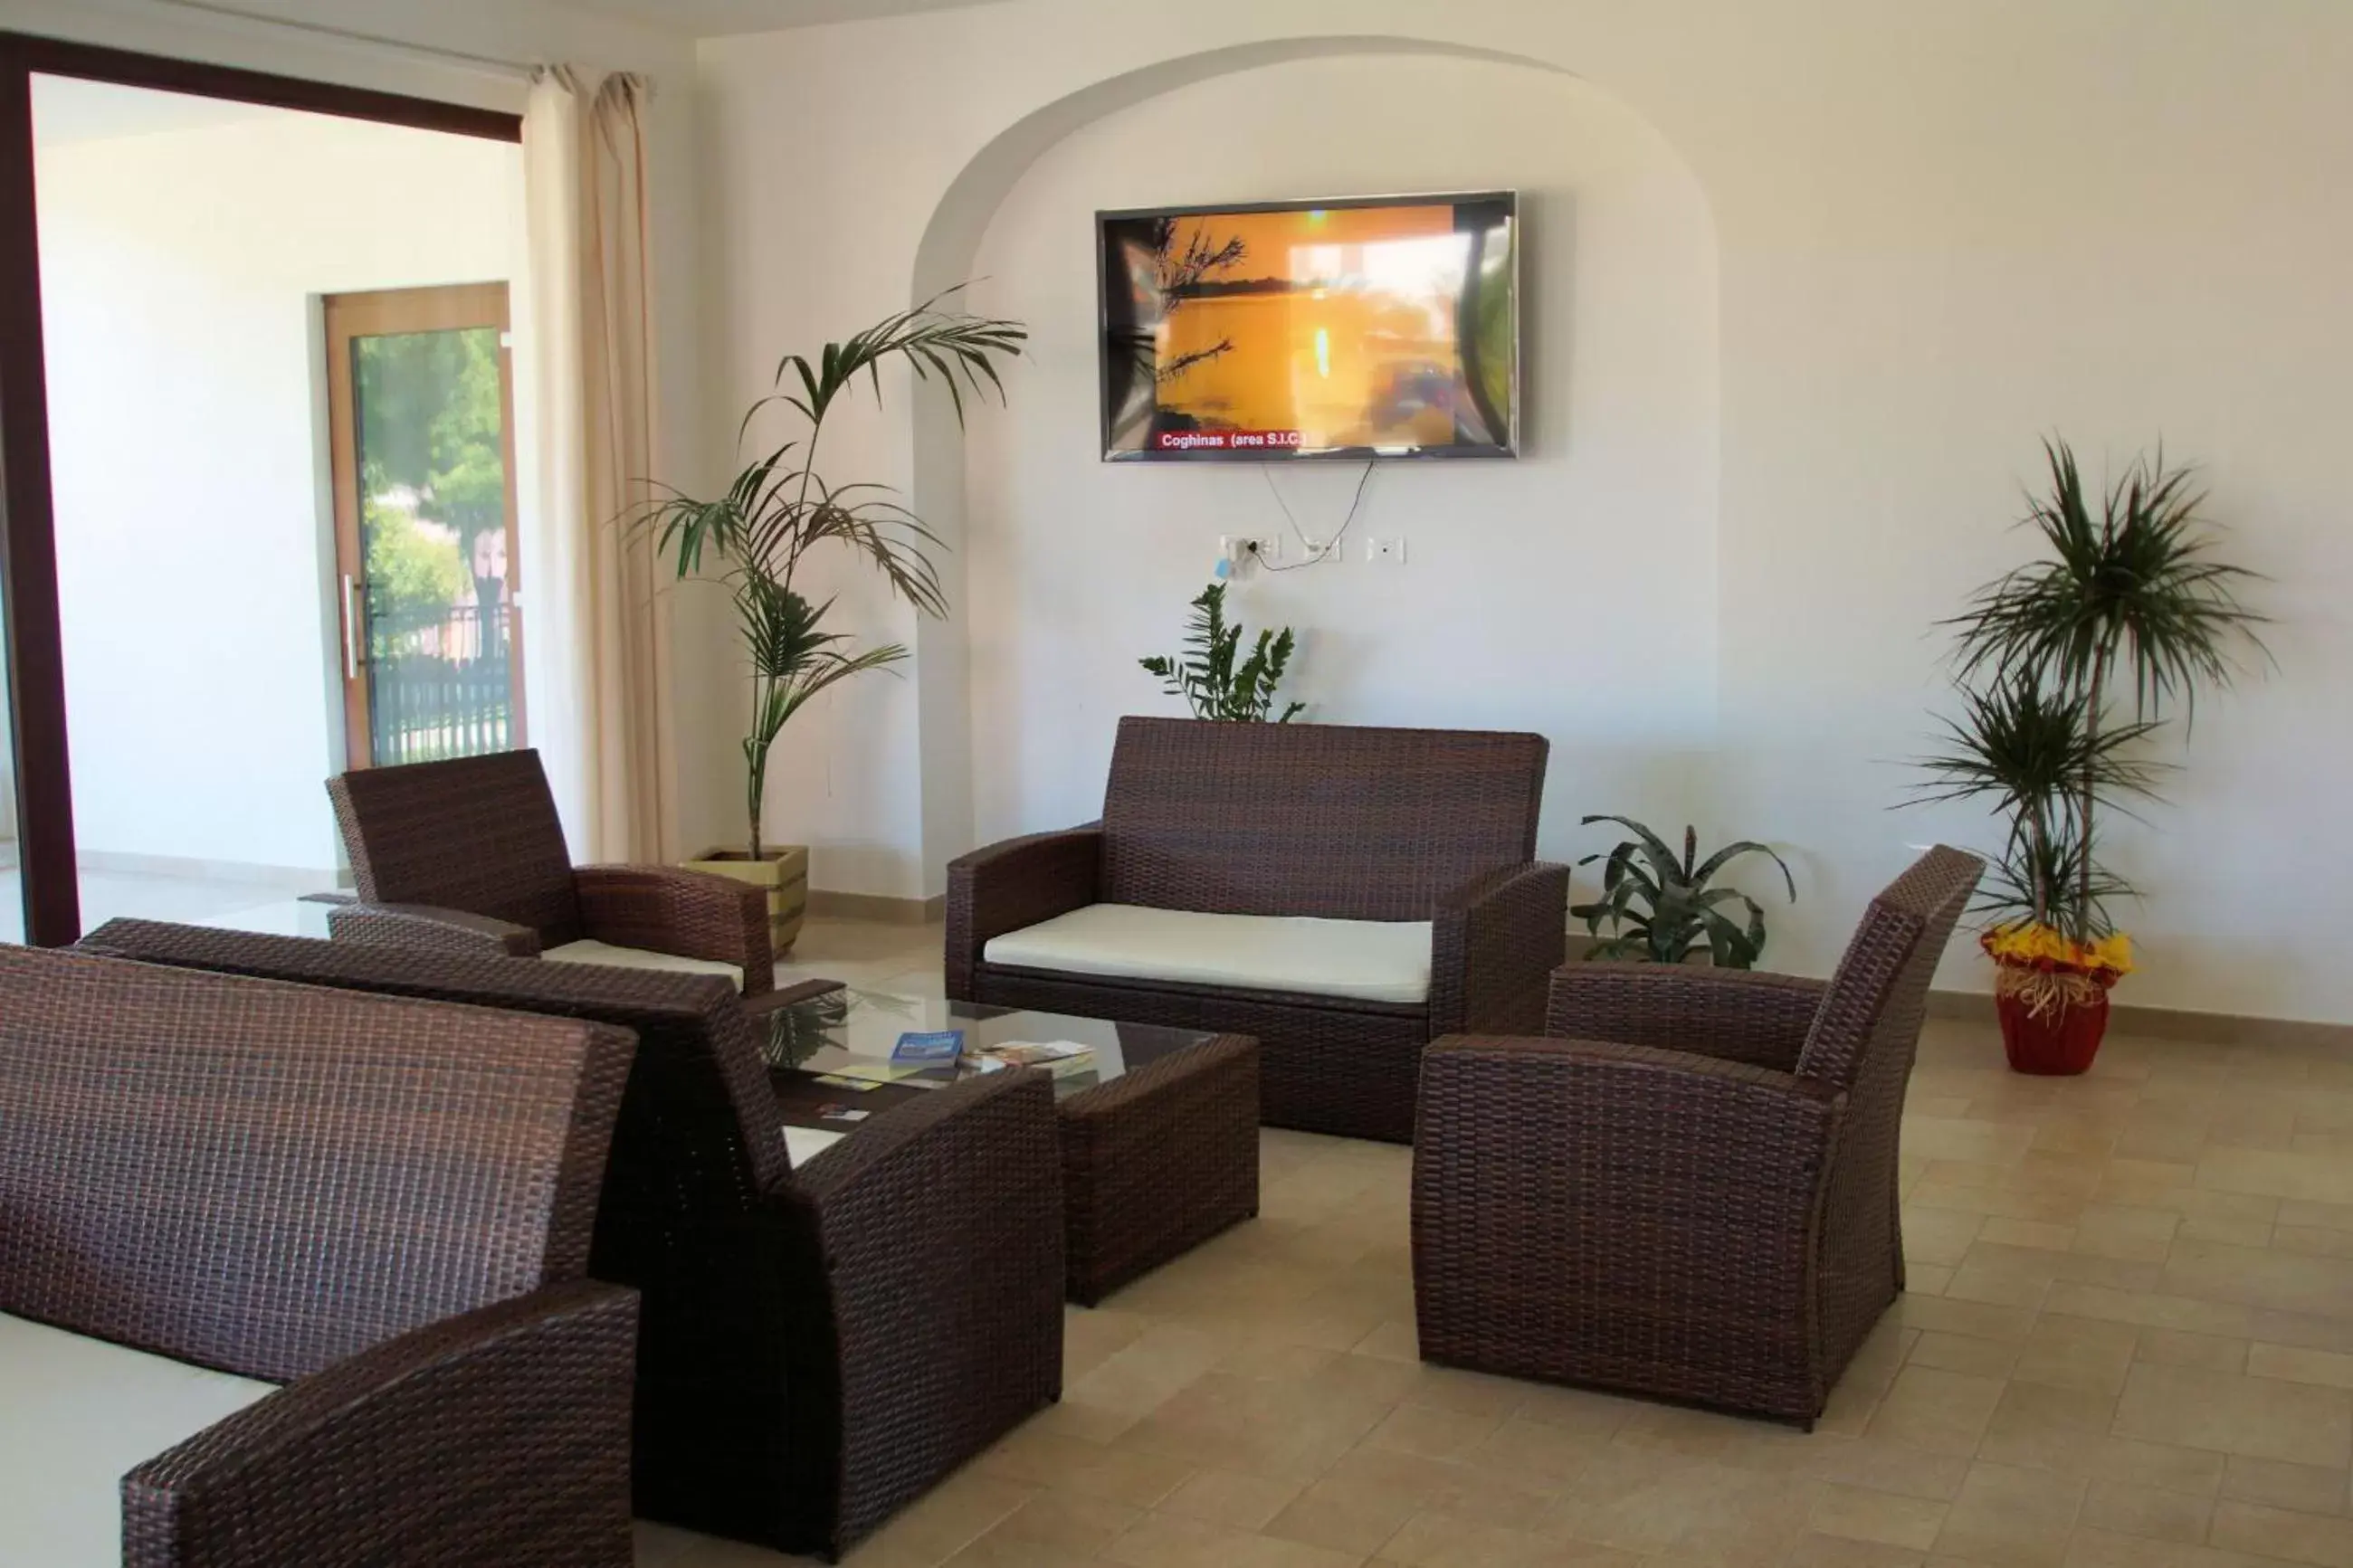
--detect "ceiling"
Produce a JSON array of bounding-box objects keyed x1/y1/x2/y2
[{"x1": 538, "y1": 0, "x2": 1007, "y2": 37}]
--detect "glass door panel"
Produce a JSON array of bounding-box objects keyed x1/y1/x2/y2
[{"x1": 325, "y1": 283, "x2": 525, "y2": 768}]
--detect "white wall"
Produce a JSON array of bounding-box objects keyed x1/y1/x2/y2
[
  {"x1": 700, "y1": 0, "x2": 2353, "y2": 1024},
  {"x1": 36, "y1": 98, "x2": 522, "y2": 874},
  {"x1": 963, "y1": 55, "x2": 1718, "y2": 848}
]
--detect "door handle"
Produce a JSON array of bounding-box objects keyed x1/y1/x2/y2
[{"x1": 342, "y1": 574, "x2": 364, "y2": 679}]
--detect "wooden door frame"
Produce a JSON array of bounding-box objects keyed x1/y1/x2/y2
[
  {"x1": 0, "y1": 30, "x2": 519, "y2": 945},
  {"x1": 323, "y1": 281, "x2": 526, "y2": 769}
]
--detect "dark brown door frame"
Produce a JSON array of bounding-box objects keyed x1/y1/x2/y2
[{"x1": 0, "y1": 29, "x2": 520, "y2": 946}]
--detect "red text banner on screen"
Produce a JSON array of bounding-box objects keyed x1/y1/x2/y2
[{"x1": 1154, "y1": 430, "x2": 1304, "y2": 451}]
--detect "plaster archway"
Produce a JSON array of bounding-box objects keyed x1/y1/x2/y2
[{"x1": 901, "y1": 37, "x2": 1718, "y2": 890}]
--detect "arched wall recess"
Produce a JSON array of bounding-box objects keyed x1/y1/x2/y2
[{"x1": 898, "y1": 36, "x2": 1720, "y2": 890}]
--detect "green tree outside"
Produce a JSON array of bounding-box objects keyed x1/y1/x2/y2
[{"x1": 355, "y1": 327, "x2": 504, "y2": 622}]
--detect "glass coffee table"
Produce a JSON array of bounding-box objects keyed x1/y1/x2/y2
[{"x1": 757, "y1": 985, "x2": 1260, "y2": 1305}]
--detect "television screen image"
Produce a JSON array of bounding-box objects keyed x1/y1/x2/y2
[{"x1": 1098, "y1": 192, "x2": 1518, "y2": 461}]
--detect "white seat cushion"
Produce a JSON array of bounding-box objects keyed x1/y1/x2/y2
[
  {"x1": 0, "y1": 1312, "x2": 277, "y2": 1567},
  {"x1": 982, "y1": 903, "x2": 1432, "y2": 1006},
  {"x1": 784, "y1": 1125, "x2": 848, "y2": 1167},
  {"x1": 544, "y1": 938, "x2": 745, "y2": 991}
]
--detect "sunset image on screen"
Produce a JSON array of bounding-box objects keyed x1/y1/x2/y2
[{"x1": 1100, "y1": 197, "x2": 1516, "y2": 459}]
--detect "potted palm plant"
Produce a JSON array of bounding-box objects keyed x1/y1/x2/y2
[
  {"x1": 1915, "y1": 439, "x2": 2264, "y2": 1073},
  {"x1": 639, "y1": 291, "x2": 1024, "y2": 952}
]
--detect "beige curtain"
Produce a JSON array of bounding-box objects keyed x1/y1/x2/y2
[{"x1": 523, "y1": 66, "x2": 674, "y2": 863}]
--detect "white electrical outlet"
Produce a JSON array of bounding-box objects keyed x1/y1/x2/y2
[
  {"x1": 1218, "y1": 535, "x2": 1280, "y2": 568},
  {"x1": 1300, "y1": 536, "x2": 1332, "y2": 560},
  {"x1": 1367, "y1": 537, "x2": 1407, "y2": 565}
]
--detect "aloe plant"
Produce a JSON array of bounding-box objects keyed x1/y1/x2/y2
[
  {"x1": 1571, "y1": 816, "x2": 1796, "y2": 967},
  {"x1": 1139, "y1": 581, "x2": 1304, "y2": 723}
]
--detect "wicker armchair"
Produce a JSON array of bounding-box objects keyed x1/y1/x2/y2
[
  {"x1": 1411, "y1": 845, "x2": 1983, "y2": 1425},
  {"x1": 324, "y1": 748, "x2": 775, "y2": 994},
  {"x1": 79, "y1": 919, "x2": 1064, "y2": 1563},
  {"x1": 948, "y1": 716, "x2": 1567, "y2": 1143},
  {"x1": 0, "y1": 946, "x2": 639, "y2": 1568}
]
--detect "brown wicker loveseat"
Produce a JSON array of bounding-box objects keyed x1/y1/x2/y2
[
  {"x1": 80, "y1": 918, "x2": 1066, "y2": 1563},
  {"x1": 0, "y1": 945, "x2": 640, "y2": 1567},
  {"x1": 1410, "y1": 846, "x2": 1983, "y2": 1425},
  {"x1": 948, "y1": 716, "x2": 1567, "y2": 1142},
  {"x1": 323, "y1": 748, "x2": 776, "y2": 994}
]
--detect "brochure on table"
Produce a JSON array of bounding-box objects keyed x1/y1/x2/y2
[{"x1": 834, "y1": 993, "x2": 1128, "y2": 1079}]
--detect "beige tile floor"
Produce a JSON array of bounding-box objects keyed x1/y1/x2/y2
[
  {"x1": 642, "y1": 919, "x2": 2353, "y2": 1568},
  {"x1": 0, "y1": 864, "x2": 341, "y2": 946}
]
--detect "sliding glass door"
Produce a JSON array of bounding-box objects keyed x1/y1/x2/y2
[{"x1": 0, "y1": 31, "x2": 522, "y2": 946}]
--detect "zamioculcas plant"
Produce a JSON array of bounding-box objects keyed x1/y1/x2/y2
[
  {"x1": 1570, "y1": 815, "x2": 1796, "y2": 968},
  {"x1": 1139, "y1": 581, "x2": 1305, "y2": 722}
]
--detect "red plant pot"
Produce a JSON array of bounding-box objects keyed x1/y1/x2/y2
[{"x1": 1996, "y1": 987, "x2": 2110, "y2": 1076}]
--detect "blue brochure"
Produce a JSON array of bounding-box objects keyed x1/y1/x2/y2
[{"x1": 891, "y1": 1029, "x2": 966, "y2": 1065}]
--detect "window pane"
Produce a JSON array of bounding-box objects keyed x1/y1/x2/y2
[{"x1": 351, "y1": 325, "x2": 519, "y2": 765}]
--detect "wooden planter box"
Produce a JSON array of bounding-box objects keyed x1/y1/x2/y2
[{"x1": 683, "y1": 845, "x2": 807, "y2": 955}]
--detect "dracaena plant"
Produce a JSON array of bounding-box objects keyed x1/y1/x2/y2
[
  {"x1": 1570, "y1": 815, "x2": 1796, "y2": 968},
  {"x1": 1915, "y1": 438, "x2": 2266, "y2": 945},
  {"x1": 1911, "y1": 673, "x2": 2159, "y2": 937},
  {"x1": 637, "y1": 290, "x2": 1024, "y2": 859},
  {"x1": 1139, "y1": 581, "x2": 1305, "y2": 723}
]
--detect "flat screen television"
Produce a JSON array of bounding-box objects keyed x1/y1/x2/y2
[{"x1": 1098, "y1": 191, "x2": 1519, "y2": 462}]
